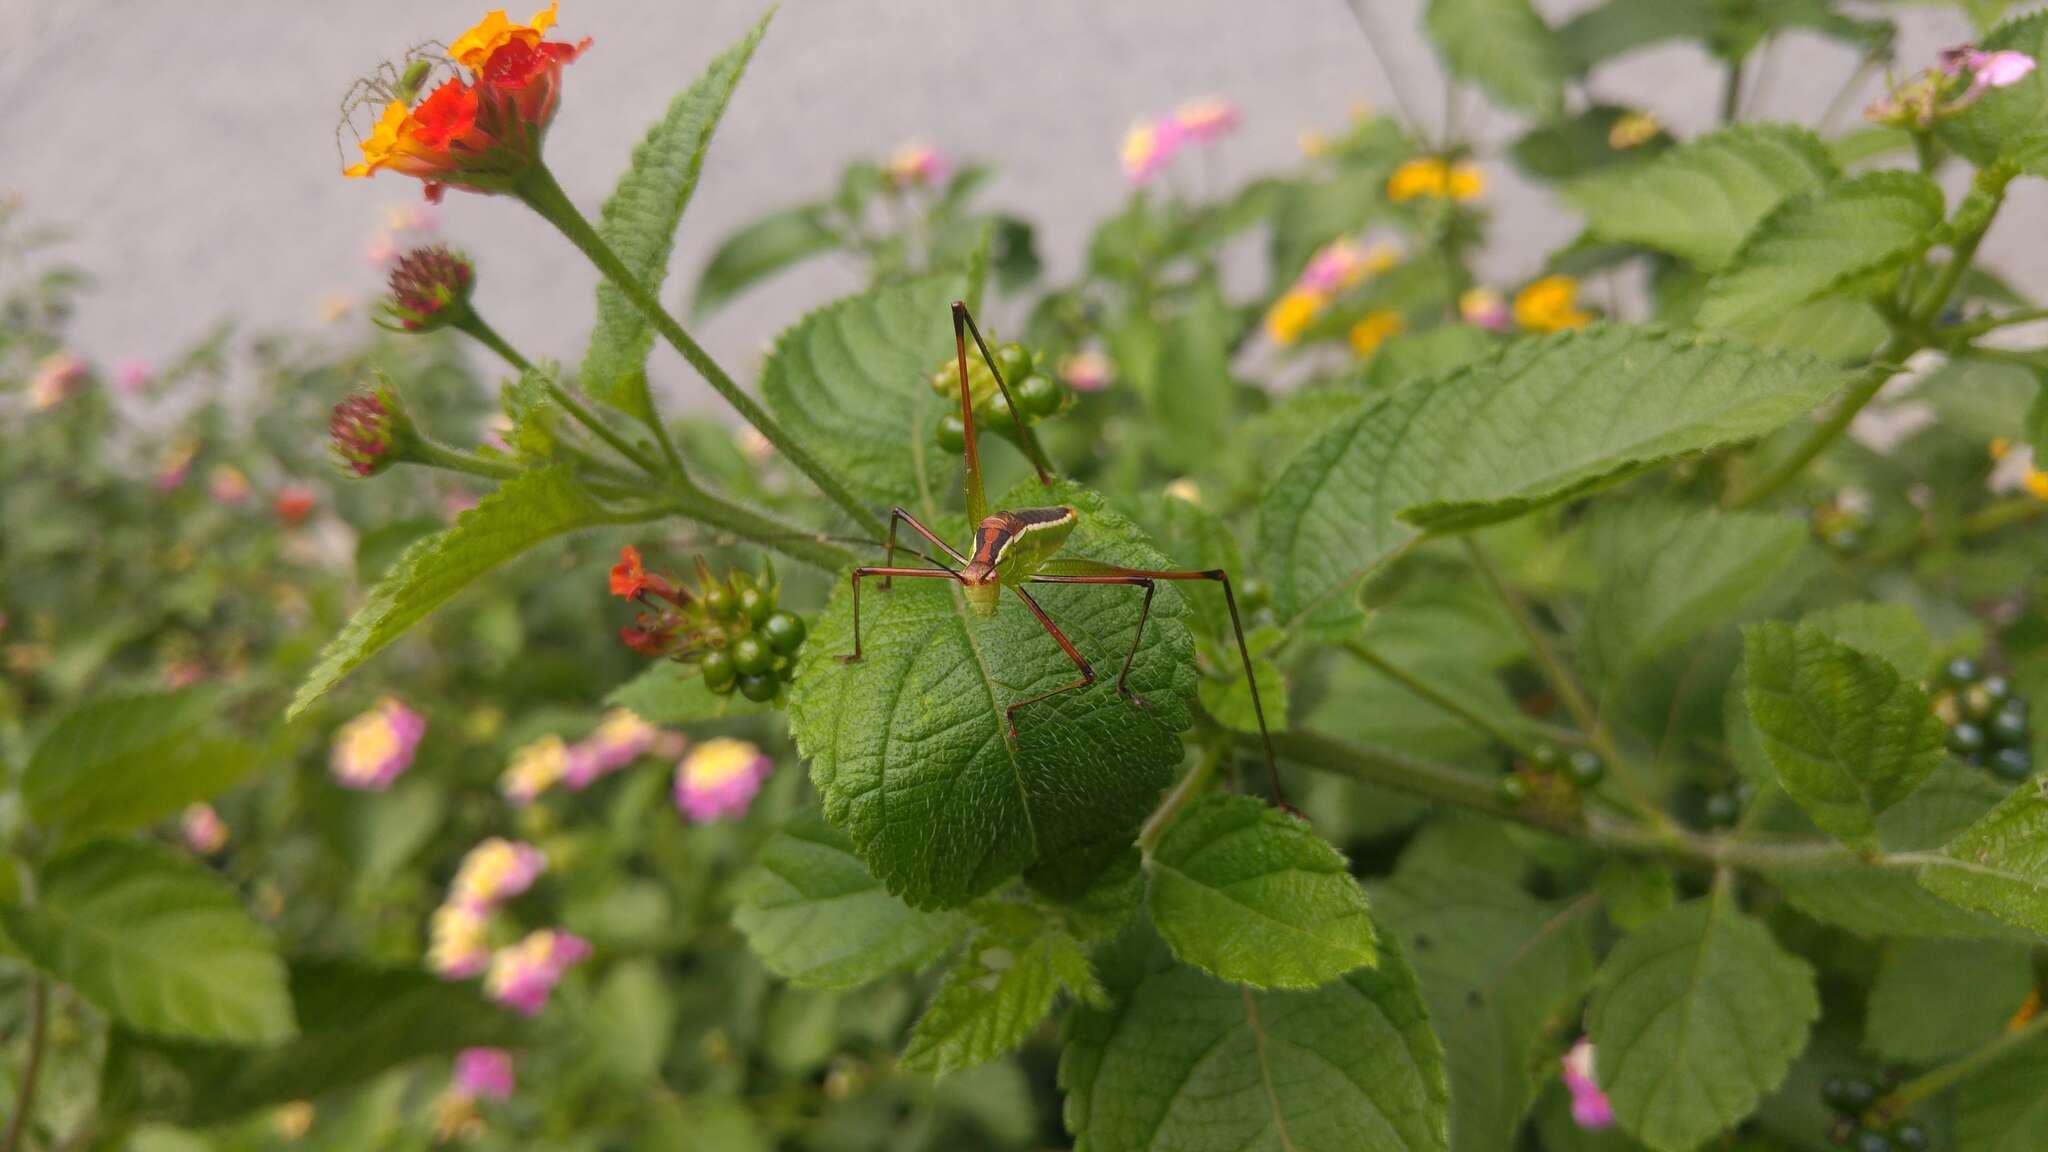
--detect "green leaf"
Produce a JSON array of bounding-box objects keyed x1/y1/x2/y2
[
  {"x1": 1697, "y1": 172, "x2": 1944, "y2": 337},
  {"x1": 1510, "y1": 106, "x2": 1667, "y2": 183},
  {"x1": 607, "y1": 660, "x2": 773, "y2": 724},
  {"x1": 589, "y1": 959, "x2": 677, "y2": 1082},
  {"x1": 1356, "y1": 324, "x2": 1500, "y2": 394},
  {"x1": 1566, "y1": 125, "x2": 1837, "y2": 270},
  {"x1": 4, "y1": 841, "x2": 293, "y2": 1044},
  {"x1": 1150, "y1": 278, "x2": 1235, "y2": 471},
  {"x1": 23, "y1": 690, "x2": 255, "y2": 848},
  {"x1": 290, "y1": 465, "x2": 614, "y2": 717},
  {"x1": 1061, "y1": 927, "x2": 1447, "y2": 1152},
  {"x1": 1258, "y1": 327, "x2": 1851, "y2": 627},
  {"x1": 1742, "y1": 622, "x2": 1949, "y2": 850},
  {"x1": 900, "y1": 904, "x2": 1099, "y2": 1076},
  {"x1": 733, "y1": 807, "x2": 966, "y2": 990},
  {"x1": 580, "y1": 13, "x2": 770, "y2": 419},
  {"x1": 1801, "y1": 603, "x2": 1933, "y2": 681},
  {"x1": 1196, "y1": 628, "x2": 1287, "y2": 736},
  {"x1": 759, "y1": 275, "x2": 962, "y2": 507},
  {"x1": 692, "y1": 202, "x2": 840, "y2": 319},
  {"x1": 1557, "y1": 0, "x2": 1715, "y2": 72},
  {"x1": 1588, "y1": 891, "x2": 1819, "y2": 1152},
  {"x1": 100, "y1": 959, "x2": 525, "y2": 1126},
  {"x1": 1425, "y1": 0, "x2": 1567, "y2": 118},
  {"x1": 790, "y1": 481, "x2": 1197, "y2": 910},
  {"x1": 1941, "y1": 11, "x2": 2048, "y2": 177},
  {"x1": 1864, "y1": 939, "x2": 2033, "y2": 1065},
  {"x1": 1586, "y1": 503, "x2": 1807, "y2": 676},
  {"x1": 1372, "y1": 857, "x2": 1596, "y2": 1152},
  {"x1": 1145, "y1": 794, "x2": 1376, "y2": 990},
  {"x1": 1918, "y1": 778, "x2": 2048, "y2": 939},
  {"x1": 1956, "y1": 1026, "x2": 2048, "y2": 1152}
]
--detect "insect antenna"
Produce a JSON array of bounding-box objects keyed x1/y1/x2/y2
[{"x1": 952, "y1": 301, "x2": 1055, "y2": 487}]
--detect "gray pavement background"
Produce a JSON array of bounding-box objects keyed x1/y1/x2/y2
[{"x1": 0, "y1": 1, "x2": 2029, "y2": 411}]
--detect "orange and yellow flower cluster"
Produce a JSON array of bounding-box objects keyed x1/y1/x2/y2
[
  {"x1": 1387, "y1": 157, "x2": 1484, "y2": 204},
  {"x1": 1263, "y1": 238, "x2": 1400, "y2": 347},
  {"x1": 344, "y1": 3, "x2": 589, "y2": 201}
]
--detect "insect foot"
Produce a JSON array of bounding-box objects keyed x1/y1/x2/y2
[{"x1": 1118, "y1": 684, "x2": 1149, "y2": 710}]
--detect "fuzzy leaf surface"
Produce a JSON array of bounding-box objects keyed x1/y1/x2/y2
[
  {"x1": 1918, "y1": 778, "x2": 2048, "y2": 939},
  {"x1": 23, "y1": 689, "x2": 254, "y2": 849},
  {"x1": 1425, "y1": 0, "x2": 1567, "y2": 118}
]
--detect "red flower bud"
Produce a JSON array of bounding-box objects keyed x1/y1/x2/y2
[
  {"x1": 330, "y1": 384, "x2": 414, "y2": 477},
  {"x1": 382, "y1": 245, "x2": 475, "y2": 331}
]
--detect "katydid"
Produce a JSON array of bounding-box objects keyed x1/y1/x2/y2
[{"x1": 835, "y1": 302, "x2": 1284, "y2": 805}]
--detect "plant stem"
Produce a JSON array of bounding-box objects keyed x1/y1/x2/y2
[
  {"x1": 1944, "y1": 307, "x2": 2048, "y2": 340},
  {"x1": 455, "y1": 312, "x2": 668, "y2": 477},
  {"x1": 3, "y1": 977, "x2": 48, "y2": 1152},
  {"x1": 411, "y1": 438, "x2": 523, "y2": 481},
  {"x1": 1882, "y1": 1013, "x2": 2048, "y2": 1113},
  {"x1": 1139, "y1": 739, "x2": 1225, "y2": 855},
  {"x1": 1720, "y1": 55, "x2": 1747, "y2": 123},
  {"x1": 1345, "y1": 639, "x2": 1541, "y2": 754},
  {"x1": 1961, "y1": 496, "x2": 2048, "y2": 538},
  {"x1": 671, "y1": 482, "x2": 859, "y2": 571},
  {"x1": 514, "y1": 164, "x2": 886, "y2": 540},
  {"x1": 1340, "y1": 0, "x2": 1422, "y2": 131},
  {"x1": 456, "y1": 311, "x2": 534, "y2": 374},
  {"x1": 1723, "y1": 332, "x2": 1916, "y2": 509}
]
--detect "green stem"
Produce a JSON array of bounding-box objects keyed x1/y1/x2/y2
[
  {"x1": 1139, "y1": 739, "x2": 1225, "y2": 855},
  {"x1": 3, "y1": 977, "x2": 47, "y2": 1152},
  {"x1": 455, "y1": 311, "x2": 668, "y2": 478},
  {"x1": 1723, "y1": 332, "x2": 1916, "y2": 509},
  {"x1": 1720, "y1": 54, "x2": 1747, "y2": 124},
  {"x1": 1882, "y1": 1013, "x2": 2048, "y2": 1113},
  {"x1": 1961, "y1": 496, "x2": 2048, "y2": 538},
  {"x1": 515, "y1": 164, "x2": 886, "y2": 540},
  {"x1": 671, "y1": 481, "x2": 859, "y2": 572},
  {"x1": 1911, "y1": 130, "x2": 1937, "y2": 177},
  {"x1": 1345, "y1": 639, "x2": 1544, "y2": 754},
  {"x1": 455, "y1": 311, "x2": 534, "y2": 374},
  {"x1": 1945, "y1": 307, "x2": 2048, "y2": 339},
  {"x1": 411, "y1": 438, "x2": 523, "y2": 481}
]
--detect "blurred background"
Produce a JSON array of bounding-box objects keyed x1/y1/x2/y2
[{"x1": 0, "y1": 0, "x2": 2029, "y2": 412}]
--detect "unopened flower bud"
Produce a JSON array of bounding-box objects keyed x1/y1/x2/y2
[
  {"x1": 381, "y1": 245, "x2": 475, "y2": 332},
  {"x1": 329, "y1": 383, "x2": 415, "y2": 477}
]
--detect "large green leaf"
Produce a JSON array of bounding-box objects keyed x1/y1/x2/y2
[
  {"x1": 1941, "y1": 11, "x2": 2048, "y2": 177},
  {"x1": 759, "y1": 275, "x2": 961, "y2": 507},
  {"x1": 1146, "y1": 794, "x2": 1376, "y2": 990},
  {"x1": 733, "y1": 807, "x2": 966, "y2": 990},
  {"x1": 579, "y1": 14, "x2": 770, "y2": 419},
  {"x1": 790, "y1": 480, "x2": 1196, "y2": 910},
  {"x1": 1863, "y1": 939, "x2": 2033, "y2": 1065},
  {"x1": 290, "y1": 465, "x2": 616, "y2": 717},
  {"x1": 1150, "y1": 278, "x2": 1235, "y2": 472},
  {"x1": 1258, "y1": 327, "x2": 1850, "y2": 628},
  {"x1": 1956, "y1": 1027, "x2": 2048, "y2": 1152},
  {"x1": 1372, "y1": 857, "x2": 1596, "y2": 1152},
  {"x1": 607, "y1": 660, "x2": 774, "y2": 724},
  {"x1": 1557, "y1": 0, "x2": 1715, "y2": 72},
  {"x1": 23, "y1": 690, "x2": 254, "y2": 848},
  {"x1": 101, "y1": 959, "x2": 525, "y2": 1126},
  {"x1": 1425, "y1": 0, "x2": 1567, "y2": 118},
  {"x1": 1697, "y1": 172, "x2": 1944, "y2": 336},
  {"x1": 901, "y1": 903, "x2": 1099, "y2": 1076},
  {"x1": 692, "y1": 202, "x2": 840, "y2": 319},
  {"x1": 1918, "y1": 779, "x2": 2048, "y2": 938},
  {"x1": 1061, "y1": 927, "x2": 1447, "y2": 1152},
  {"x1": 1566, "y1": 126, "x2": 1837, "y2": 270},
  {"x1": 4, "y1": 841, "x2": 293, "y2": 1044},
  {"x1": 1587, "y1": 891, "x2": 1819, "y2": 1152},
  {"x1": 1742, "y1": 623, "x2": 1950, "y2": 850}
]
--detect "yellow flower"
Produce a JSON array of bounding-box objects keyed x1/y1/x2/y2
[
  {"x1": 1387, "y1": 158, "x2": 1448, "y2": 203},
  {"x1": 1447, "y1": 162, "x2": 1485, "y2": 202},
  {"x1": 1264, "y1": 288, "x2": 1325, "y2": 346},
  {"x1": 1165, "y1": 478, "x2": 1203, "y2": 505},
  {"x1": 2026, "y1": 468, "x2": 2048, "y2": 502},
  {"x1": 1990, "y1": 436, "x2": 2013, "y2": 460},
  {"x1": 1298, "y1": 129, "x2": 1330, "y2": 158},
  {"x1": 448, "y1": 2, "x2": 561, "y2": 69},
  {"x1": 1514, "y1": 276, "x2": 1593, "y2": 332},
  {"x1": 1609, "y1": 111, "x2": 1662, "y2": 150},
  {"x1": 274, "y1": 1102, "x2": 315, "y2": 1141},
  {"x1": 1348, "y1": 310, "x2": 1404, "y2": 357}
]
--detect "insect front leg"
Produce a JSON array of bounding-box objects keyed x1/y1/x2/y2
[{"x1": 836, "y1": 567, "x2": 959, "y2": 665}]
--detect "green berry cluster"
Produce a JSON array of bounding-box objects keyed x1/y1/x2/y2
[
  {"x1": 1930, "y1": 657, "x2": 2032, "y2": 782},
  {"x1": 1496, "y1": 742, "x2": 1604, "y2": 808},
  {"x1": 928, "y1": 341, "x2": 1067, "y2": 454},
  {"x1": 695, "y1": 570, "x2": 808, "y2": 703},
  {"x1": 1820, "y1": 1078, "x2": 1925, "y2": 1152}
]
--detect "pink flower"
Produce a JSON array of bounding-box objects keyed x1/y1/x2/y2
[
  {"x1": 330, "y1": 697, "x2": 427, "y2": 791},
  {"x1": 485, "y1": 929, "x2": 590, "y2": 1015},
  {"x1": 1562, "y1": 1039, "x2": 1614, "y2": 1130},
  {"x1": 208, "y1": 465, "x2": 251, "y2": 506},
  {"x1": 1121, "y1": 118, "x2": 1184, "y2": 184},
  {"x1": 1459, "y1": 287, "x2": 1511, "y2": 332},
  {"x1": 1058, "y1": 350, "x2": 1113, "y2": 393},
  {"x1": 449, "y1": 838, "x2": 547, "y2": 910},
  {"x1": 111, "y1": 357, "x2": 155, "y2": 396},
  {"x1": 674, "y1": 738, "x2": 773, "y2": 823},
  {"x1": 154, "y1": 441, "x2": 197, "y2": 492},
  {"x1": 1173, "y1": 98, "x2": 1240, "y2": 144},
  {"x1": 883, "y1": 141, "x2": 947, "y2": 190},
  {"x1": 455, "y1": 1048, "x2": 515, "y2": 1100},
  {"x1": 1943, "y1": 45, "x2": 2037, "y2": 90},
  {"x1": 27, "y1": 352, "x2": 87, "y2": 411},
  {"x1": 428, "y1": 901, "x2": 493, "y2": 980},
  {"x1": 182, "y1": 803, "x2": 229, "y2": 855},
  {"x1": 500, "y1": 735, "x2": 568, "y2": 806},
  {"x1": 563, "y1": 708, "x2": 658, "y2": 789}
]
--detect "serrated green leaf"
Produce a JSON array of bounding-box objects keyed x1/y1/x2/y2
[
  {"x1": 1956, "y1": 1025, "x2": 2048, "y2": 1152},
  {"x1": 1588, "y1": 891, "x2": 1818, "y2": 1152},
  {"x1": 1801, "y1": 603, "x2": 1933, "y2": 681},
  {"x1": 4, "y1": 841, "x2": 294, "y2": 1044},
  {"x1": 791, "y1": 481, "x2": 1197, "y2": 911},
  {"x1": 1145, "y1": 794, "x2": 1376, "y2": 990},
  {"x1": 733, "y1": 807, "x2": 966, "y2": 990},
  {"x1": 1356, "y1": 324, "x2": 1500, "y2": 394},
  {"x1": 1942, "y1": 11, "x2": 2048, "y2": 176},
  {"x1": 607, "y1": 660, "x2": 773, "y2": 724},
  {"x1": 1510, "y1": 106, "x2": 1668, "y2": 183},
  {"x1": 1567, "y1": 126, "x2": 1837, "y2": 270},
  {"x1": 291, "y1": 465, "x2": 616, "y2": 717},
  {"x1": 100, "y1": 959, "x2": 525, "y2": 1126},
  {"x1": 900, "y1": 905, "x2": 1098, "y2": 1076},
  {"x1": 1258, "y1": 327, "x2": 1851, "y2": 628},
  {"x1": 1864, "y1": 939, "x2": 2033, "y2": 1065},
  {"x1": 1426, "y1": 0, "x2": 1567, "y2": 118},
  {"x1": 1557, "y1": 0, "x2": 1716, "y2": 72},
  {"x1": 1597, "y1": 859, "x2": 1677, "y2": 932},
  {"x1": 759, "y1": 275, "x2": 962, "y2": 507},
  {"x1": 1698, "y1": 172, "x2": 1944, "y2": 337},
  {"x1": 1061, "y1": 927, "x2": 1447, "y2": 1152},
  {"x1": 1372, "y1": 857, "x2": 1596, "y2": 1152},
  {"x1": 1587, "y1": 502, "x2": 1808, "y2": 676},
  {"x1": 1743, "y1": 622, "x2": 1950, "y2": 849},
  {"x1": 580, "y1": 13, "x2": 770, "y2": 419},
  {"x1": 1151, "y1": 278, "x2": 1235, "y2": 471},
  {"x1": 692, "y1": 202, "x2": 840, "y2": 319},
  {"x1": 1918, "y1": 778, "x2": 2048, "y2": 939},
  {"x1": 23, "y1": 690, "x2": 254, "y2": 849}
]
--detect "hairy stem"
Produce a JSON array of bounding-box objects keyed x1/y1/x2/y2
[
  {"x1": 515, "y1": 164, "x2": 886, "y2": 538},
  {"x1": 3, "y1": 977, "x2": 48, "y2": 1152},
  {"x1": 1724, "y1": 331, "x2": 1917, "y2": 509},
  {"x1": 455, "y1": 310, "x2": 534, "y2": 374},
  {"x1": 671, "y1": 482, "x2": 860, "y2": 571},
  {"x1": 411, "y1": 438, "x2": 523, "y2": 481},
  {"x1": 454, "y1": 312, "x2": 668, "y2": 477},
  {"x1": 1345, "y1": 639, "x2": 1550, "y2": 754},
  {"x1": 1882, "y1": 1012, "x2": 2048, "y2": 1113}
]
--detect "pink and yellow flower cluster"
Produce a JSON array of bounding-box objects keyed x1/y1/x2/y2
[
  {"x1": 330, "y1": 697, "x2": 427, "y2": 790},
  {"x1": 1121, "y1": 98, "x2": 1241, "y2": 185},
  {"x1": 673, "y1": 737, "x2": 773, "y2": 823},
  {"x1": 498, "y1": 708, "x2": 675, "y2": 805},
  {"x1": 1263, "y1": 238, "x2": 1400, "y2": 347}
]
